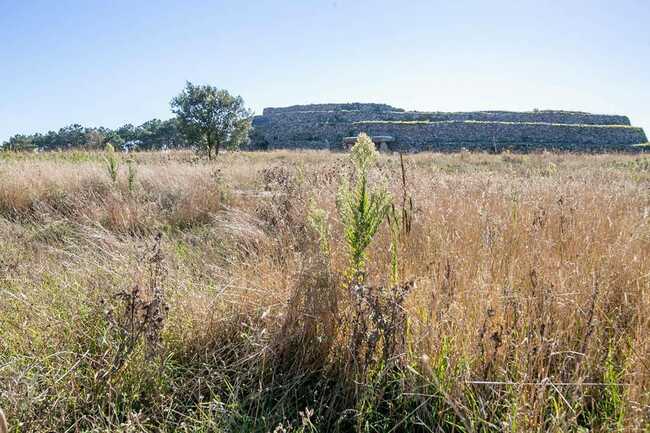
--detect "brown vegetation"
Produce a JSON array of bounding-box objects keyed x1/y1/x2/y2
[
  {"x1": 0, "y1": 407, "x2": 7, "y2": 433},
  {"x1": 0, "y1": 149, "x2": 648, "y2": 432}
]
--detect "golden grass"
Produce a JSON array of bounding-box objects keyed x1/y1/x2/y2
[{"x1": 0, "y1": 149, "x2": 649, "y2": 432}]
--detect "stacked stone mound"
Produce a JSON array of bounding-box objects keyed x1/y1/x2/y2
[{"x1": 251, "y1": 103, "x2": 647, "y2": 152}]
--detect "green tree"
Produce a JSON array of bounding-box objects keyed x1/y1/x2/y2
[
  {"x1": 170, "y1": 82, "x2": 252, "y2": 159},
  {"x1": 116, "y1": 124, "x2": 138, "y2": 143},
  {"x1": 104, "y1": 130, "x2": 125, "y2": 149},
  {"x1": 137, "y1": 119, "x2": 186, "y2": 149},
  {"x1": 84, "y1": 128, "x2": 106, "y2": 149},
  {"x1": 2, "y1": 134, "x2": 36, "y2": 151},
  {"x1": 57, "y1": 124, "x2": 86, "y2": 148}
]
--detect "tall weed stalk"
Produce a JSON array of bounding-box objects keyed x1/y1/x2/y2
[
  {"x1": 104, "y1": 143, "x2": 120, "y2": 184},
  {"x1": 336, "y1": 133, "x2": 391, "y2": 283}
]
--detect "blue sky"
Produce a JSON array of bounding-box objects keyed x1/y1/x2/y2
[{"x1": 1, "y1": 0, "x2": 649, "y2": 141}]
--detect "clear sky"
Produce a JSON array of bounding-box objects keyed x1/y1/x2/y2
[{"x1": 1, "y1": 0, "x2": 649, "y2": 142}]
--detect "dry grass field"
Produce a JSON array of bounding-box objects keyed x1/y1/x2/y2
[{"x1": 0, "y1": 146, "x2": 649, "y2": 432}]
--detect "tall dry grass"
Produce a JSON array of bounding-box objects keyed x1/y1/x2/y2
[{"x1": 0, "y1": 149, "x2": 648, "y2": 432}]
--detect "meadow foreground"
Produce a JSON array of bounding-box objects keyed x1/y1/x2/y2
[{"x1": 0, "y1": 149, "x2": 649, "y2": 432}]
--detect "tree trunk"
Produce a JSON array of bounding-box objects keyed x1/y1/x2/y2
[{"x1": 215, "y1": 140, "x2": 220, "y2": 157}]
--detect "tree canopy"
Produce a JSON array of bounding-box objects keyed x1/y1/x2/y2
[
  {"x1": 1, "y1": 83, "x2": 252, "y2": 156},
  {"x1": 1, "y1": 118, "x2": 187, "y2": 152},
  {"x1": 171, "y1": 82, "x2": 252, "y2": 159}
]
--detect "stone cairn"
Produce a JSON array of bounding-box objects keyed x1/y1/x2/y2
[{"x1": 250, "y1": 103, "x2": 647, "y2": 152}]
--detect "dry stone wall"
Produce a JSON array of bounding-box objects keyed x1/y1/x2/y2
[
  {"x1": 355, "y1": 121, "x2": 646, "y2": 152},
  {"x1": 250, "y1": 103, "x2": 647, "y2": 152}
]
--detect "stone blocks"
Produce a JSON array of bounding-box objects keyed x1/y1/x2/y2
[{"x1": 250, "y1": 103, "x2": 647, "y2": 152}]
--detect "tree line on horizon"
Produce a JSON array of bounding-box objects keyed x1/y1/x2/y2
[
  {"x1": 2, "y1": 118, "x2": 188, "y2": 153},
  {"x1": 2, "y1": 82, "x2": 253, "y2": 159}
]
